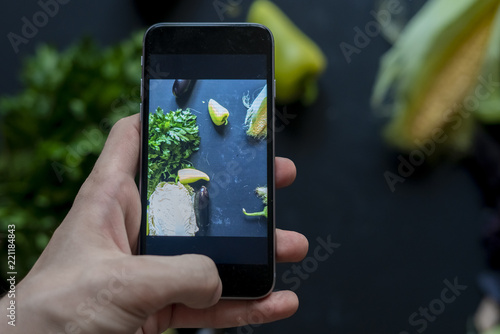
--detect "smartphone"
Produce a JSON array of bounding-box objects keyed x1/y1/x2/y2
[{"x1": 139, "y1": 23, "x2": 275, "y2": 299}]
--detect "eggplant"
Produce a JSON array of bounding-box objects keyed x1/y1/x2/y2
[
  {"x1": 172, "y1": 79, "x2": 194, "y2": 98},
  {"x1": 194, "y1": 186, "x2": 210, "y2": 236}
]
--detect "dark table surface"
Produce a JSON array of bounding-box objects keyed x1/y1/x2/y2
[{"x1": 0, "y1": 1, "x2": 486, "y2": 333}]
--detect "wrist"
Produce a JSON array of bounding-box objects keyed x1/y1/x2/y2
[{"x1": 0, "y1": 273, "x2": 63, "y2": 333}]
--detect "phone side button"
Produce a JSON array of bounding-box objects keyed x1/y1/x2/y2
[
  {"x1": 141, "y1": 79, "x2": 143, "y2": 99},
  {"x1": 140, "y1": 103, "x2": 143, "y2": 123},
  {"x1": 273, "y1": 79, "x2": 276, "y2": 99}
]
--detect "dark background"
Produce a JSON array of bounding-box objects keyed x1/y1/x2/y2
[{"x1": 0, "y1": 1, "x2": 486, "y2": 333}]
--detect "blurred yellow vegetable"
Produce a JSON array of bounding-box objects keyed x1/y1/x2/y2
[
  {"x1": 247, "y1": 0, "x2": 327, "y2": 105},
  {"x1": 372, "y1": 0, "x2": 500, "y2": 156}
]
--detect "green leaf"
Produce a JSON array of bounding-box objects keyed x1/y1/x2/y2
[{"x1": 147, "y1": 108, "x2": 200, "y2": 198}]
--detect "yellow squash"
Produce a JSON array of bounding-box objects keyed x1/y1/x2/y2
[
  {"x1": 208, "y1": 99, "x2": 229, "y2": 126},
  {"x1": 178, "y1": 168, "x2": 210, "y2": 184}
]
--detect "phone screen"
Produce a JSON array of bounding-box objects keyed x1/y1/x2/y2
[{"x1": 140, "y1": 24, "x2": 274, "y2": 298}]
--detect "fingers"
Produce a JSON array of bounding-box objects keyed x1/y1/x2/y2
[
  {"x1": 275, "y1": 157, "x2": 296, "y2": 189},
  {"x1": 121, "y1": 254, "x2": 222, "y2": 316},
  {"x1": 276, "y1": 229, "x2": 309, "y2": 263},
  {"x1": 168, "y1": 290, "x2": 299, "y2": 329}
]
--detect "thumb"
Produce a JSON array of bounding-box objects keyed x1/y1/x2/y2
[{"x1": 115, "y1": 254, "x2": 222, "y2": 316}]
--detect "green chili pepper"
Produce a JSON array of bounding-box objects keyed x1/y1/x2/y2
[
  {"x1": 247, "y1": 0, "x2": 327, "y2": 105},
  {"x1": 243, "y1": 206, "x2": 268, "y2": 218},
  {"x1": 242, "y1": 186, "x2": 268, "y2": 218}
]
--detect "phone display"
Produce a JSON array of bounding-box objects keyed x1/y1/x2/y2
[{"x1": 139, "y1": 24, "x2": 275, "y2": 298}]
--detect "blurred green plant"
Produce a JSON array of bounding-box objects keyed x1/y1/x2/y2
[{"x1": 0, "y1": 31, "x2": 144, "y2": 282}]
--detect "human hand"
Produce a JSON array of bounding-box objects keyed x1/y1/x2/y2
[{"x1": 1, "y1": 114, "x2": 308, "y2": 334}]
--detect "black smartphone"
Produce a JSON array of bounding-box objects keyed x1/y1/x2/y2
[{"x1": 139, "y1": 23, "x2": 275, "y2": 299}]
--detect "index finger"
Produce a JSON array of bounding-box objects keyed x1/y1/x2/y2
[{"x1": 93, "y1": 114, "x2": 141, "y2": 179}]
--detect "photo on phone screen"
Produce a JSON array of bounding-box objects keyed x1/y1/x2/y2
[
  {"x1": 140, "y1": 24, "x2": 275, "y2": 298},
  {"x1": 146, "y1": 78, "x2": 268, "y2": 238}
]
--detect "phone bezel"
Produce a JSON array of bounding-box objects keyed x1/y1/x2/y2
[{"x1": 139, "y1": 23, "x2": 275, "y2": 299}]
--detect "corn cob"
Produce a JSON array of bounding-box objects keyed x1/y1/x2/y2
[
  {"x1": 372, "y1": 0, "x2": 500, "y2": 156},
  {"x1": 245, "y1": 85, "x2": 268, "y2": 139},
  {"x1": 477, "y1": 3, "x2": 500, "y2": 122}
]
